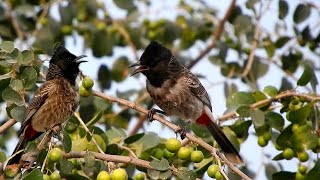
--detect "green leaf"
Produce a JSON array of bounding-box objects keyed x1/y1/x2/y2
[
  {"x1": 236, "y1": 105, "x2": 251, "y2": 117},
  {"x1": 85, "y1": 111, "x2": 102, "y2": 128},
  {"x1": 20, "y1": 50, "x2": 34, "y2": 65},
  {"x1": 250, "y1": 109, "x2": 265, "y2": 127},
  {"x1": 149, "y1": 158, "x2": 170, "y2": 171},
  {"x1": 62, "y1": 130, "x2": 72, "y2": 152},
  {"x1": 265, "y1": 112, "x2": 284, "y2": 131},
  {"x1": 263, "y1": 86, "x2": 278, "y2": 97},
  {"x1": 272, "y1": 152, "x2": 284, "y2": 161},
  {"x1": 231, "y1": 120, "x2": 252, "y2": 141},
  {"x1": 176, "y1": 167, "x2": 197, "y2": 180},
  {"x1": 58, "y1": 159, "x2": 74, "y2": 175},
  {"x1": 91, "y1": 30, "x2": 113, "y2": 57},
  {"x1": 297, "y1": 63, "x2": 313, "y2": 86},
  {"x1": 10, "y1": 79, "x2": 23, "y2": 91},
  {"x1": 265, "y1": 163, "x2": 278, "y2": 180},
  {"x1": 113, "y1": 0, "x2": 136, "y2": 11},
  {"x1": 10, "y1": 106, "x2": 26, "y2": 122},
  {"x1": 190, "y1": 123, "x2": 210, "y2": 138},
  {"x1": 0, "y1": 41, "x2": 14, "y2": 53},
  {"x1": 105, "y1": 127, "x2": 127, "y2": 144},
  {"x1": 276, "y1": 124, "x2": 293, "y2": 148},
  {"x1": 159, "y1": 170, "x2": 172, "y2": 179},
  {"x1": 0, "y1": 151, "x2": 6, "y2": 162},
  {"x1": 275, "y1": 36, "x2": 291, "y2": 48},
  {"x1": 147, "y1": 169, "x2": 160, "y2": 179},
  {"x1": 84, "y1": 151, "x2": 95, "y2": 167},
  {"x1": 272, "y1": 171, "x2": 295, "y2": 180},
  {"x1": 222, "y1": 127, "x2": 241, "y2": 151},
  {"x1": 306, "y1": 161, "x2": 320, "y2": 180},
  {"x1": 278, "y1": 0, "x2": 289, "y2": 19},
  {"x1": 124, "y1": 133, "x2": 145, "y2": 144},
  {"x1": 2, "y1": 86, "x2": 24, "y2": 106},
  {"x1": 293, "y1": 4, "x2": 311, "y2": 24},
  {"x1": 264, "y1": 39, "x2": 275, "y2": 58},
  {"x1": 21, "y1": 67, "x2": 38, "y2": 90},
  {"x1": 0, "y1": 72, "x2": 12, "y2": 80},
  {"x1": 136, "y1": 132, "x2": 161, "y2": 151},
  {"x1": 22, "y1": 168, "x2": 43, "y2": 180},
  {"x1": 71, "y1": 138, "x2": 88, "y2": 151},
  {"x1": 226, "y1": 92, "x2": 256, "y2": 109},
  {"x1": 291, "y1": 124, "x2": 317, "y2": 151},
  {"x1": 92, "y1": 134, "x2": 107, "y2": 152},
  {"x1": 286, "y1": 103, "x2": 313, "y2": 125}
]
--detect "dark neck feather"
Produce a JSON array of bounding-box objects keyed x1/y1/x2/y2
[
  {"x1": 146, "y1": 56, "x2": 183, "y2": 87},
  {"x1": 46, "y1": 63, "x2": 77, "y2": 86}
]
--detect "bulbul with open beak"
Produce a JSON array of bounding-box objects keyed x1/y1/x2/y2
[
  {"x1": 7, "y1": 46, "x2": 87, "y2": 165},
  {"x1": 130, "y1": 41, "x2": 243, "y2": 164}
]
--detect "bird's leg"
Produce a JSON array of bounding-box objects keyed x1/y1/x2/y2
[
  {"x1": 52, "y1": 125, "x2": 62, "y2": 140},
  {"x1": 147, "y1": 108, "x2": 166, "y2": 122},
  {"x1": 176, "y1": 128, "x2": 188, "y2": 140}
]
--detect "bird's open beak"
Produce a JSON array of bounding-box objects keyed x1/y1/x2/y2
[
  {"x1": 129, "y1": 62, "x2": 149, "y2": 76},
  {"x1": 75, "y1": 55, "x2": 88, "y2": 64}
]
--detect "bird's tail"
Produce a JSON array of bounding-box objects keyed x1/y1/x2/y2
[
  {"x1": 6, "y1": 134, "x2": 27, "y2": 165},
  {"x1": 196, "y1": 107, "x2": 243, "y2": 164}
]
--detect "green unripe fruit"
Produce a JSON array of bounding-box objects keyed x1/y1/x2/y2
[
  {"x1": 207, "y1": 164, "x2": 219, "y2": 178},
  {"x1": 111, "y1": 168, "x2": 128, "y2": 180},
  {"x1": 82, "y1": 76, "x2": 94, "y2": 89},
  {"x1": 152, "y1": 148, "x2": 164, "y2": 160},
  {"x1": 295, "y1": 171, "x2": 306, "y2": 180},
  {"x1": 283, "y1": 148, "x2": 294, "y2": 160},
  {"x1": 165, "y1": 138, "x2": 181, "y2": 153},
  {"x1": 297, "y1": 151, "x2": 309, "y2": 162},
  {"x1": 50, "y1": 172, "x2": 61, "y2": 180},
  {"x1": 65, "y1": 121, "x2": 77, "y2": 133},
  {"x1": 292, "y1": 124, "x2": 300, "y2": 133},
  {"x1": 177, "y1": 147, "x2": 192, "y2": 160},
  {"x1": 49, "y1": 148, "x2": 63, "y2": 163},
  {"x1": 190, "y1": 150, "x2": 204, "y2": 163},
  {"x1": 298, "y1": 165, "x2": 307, "y2": 174},
  {"x1": 97, "y1": 171, "x2": 111, "y2": 180},
  {"x1": 43, "y1": 174, "x2": 51, "y2": 180},
  {"x1": 79, "y1": 85, "x2": 92, "y2": 97},
  {"x1": 215, "y1": 171, "x2": 224, "y2": 180},
  {"x1": 258, "y1": 136, "x2": 268, "y2": 147},
  {"x1": 133, "y1": 173, "x2": 145, "y2": 180},
  {"x1": 61, "y1": 25, "x2": 73, "y2": 35},
  {"x1": 263, "y1": 132, "x2": 272, "y2": 141}
]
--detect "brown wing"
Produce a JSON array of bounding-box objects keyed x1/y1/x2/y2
[
  {"x1": 182, "y1": 68, "x2": 212, "y2": 112},
  {"x1": 19, "y1": 81, "x2": 53, "y2": 135}
]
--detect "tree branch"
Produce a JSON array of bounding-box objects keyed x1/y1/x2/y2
[
  {"x1": 187, "y1": 0, "x2": 236, "y2": 69},
  {"x1": 0, "y1": 119, "x2": 17, "y2": 134},
  {"x1": 218, "y1": 90, "x2": 320, "y2": 122},
  {"x1": 92, "y1": 91, "x2": 251, "y2": 180}
]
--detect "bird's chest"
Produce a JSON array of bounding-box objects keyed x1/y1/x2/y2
[{"x1": 146, "y1": 79, "x2": 203, "y2": 120}]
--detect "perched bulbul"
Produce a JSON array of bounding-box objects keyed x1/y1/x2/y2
[
  {"x1": 7, "y1": 46, "x2": 87, "y2": 165},
  {"x1": 130, "y1": 41, "x2": 242, "y2": 164}
]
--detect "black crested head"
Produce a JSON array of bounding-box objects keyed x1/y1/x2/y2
[
  {"x1": 47, "y1": 45, "x2": 87, "y2": 84},
  {"x1": 139, "y1": 41, "x2": 172, "y2": 67}
]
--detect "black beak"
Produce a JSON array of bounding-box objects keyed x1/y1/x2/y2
[
  {"x1": 75, "y1": 55, "x2": 88, "y2": 64},
  {"x1": 129, "y1": 62, "x2": 149, "y2": 76}
]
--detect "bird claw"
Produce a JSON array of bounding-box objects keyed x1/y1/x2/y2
[
  {"x1": 147, "y1": 108, "x2": 165, "y2": 122},
  {"x1": 176, "y1": 128, "x2": 187, "y2": 140},
  {"x1": 52, "y1": 125, "x2": 62, "y2": 140}
]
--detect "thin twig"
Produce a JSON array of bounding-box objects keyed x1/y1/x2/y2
[
  {"x1": 92, "y1": 90, "x2": 251, "y2": 180},
  {"x1": 187, "y1": 0, "x2": 236, "y2": 69},
  {"x1": 0, "y1": 119, "x2": 17, "y2": 134},
  {"x1": 5, "y1": 0, "x2": 24, "y2": 41},
  {"x1": 218, "y1": 90, "x2": 320, "y2": 122}
]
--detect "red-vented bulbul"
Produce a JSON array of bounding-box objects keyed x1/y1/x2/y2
[
  {"x1": 7, "y1": 46, "x2": 87, "y2": 165},
  {"x1": 130, "y1": 41, "x2": 243, "y2": 164}
]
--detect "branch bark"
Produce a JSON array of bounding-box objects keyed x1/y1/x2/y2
[{"x1": 92, "y1": 91, "x2": 251, "y2": 180}]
